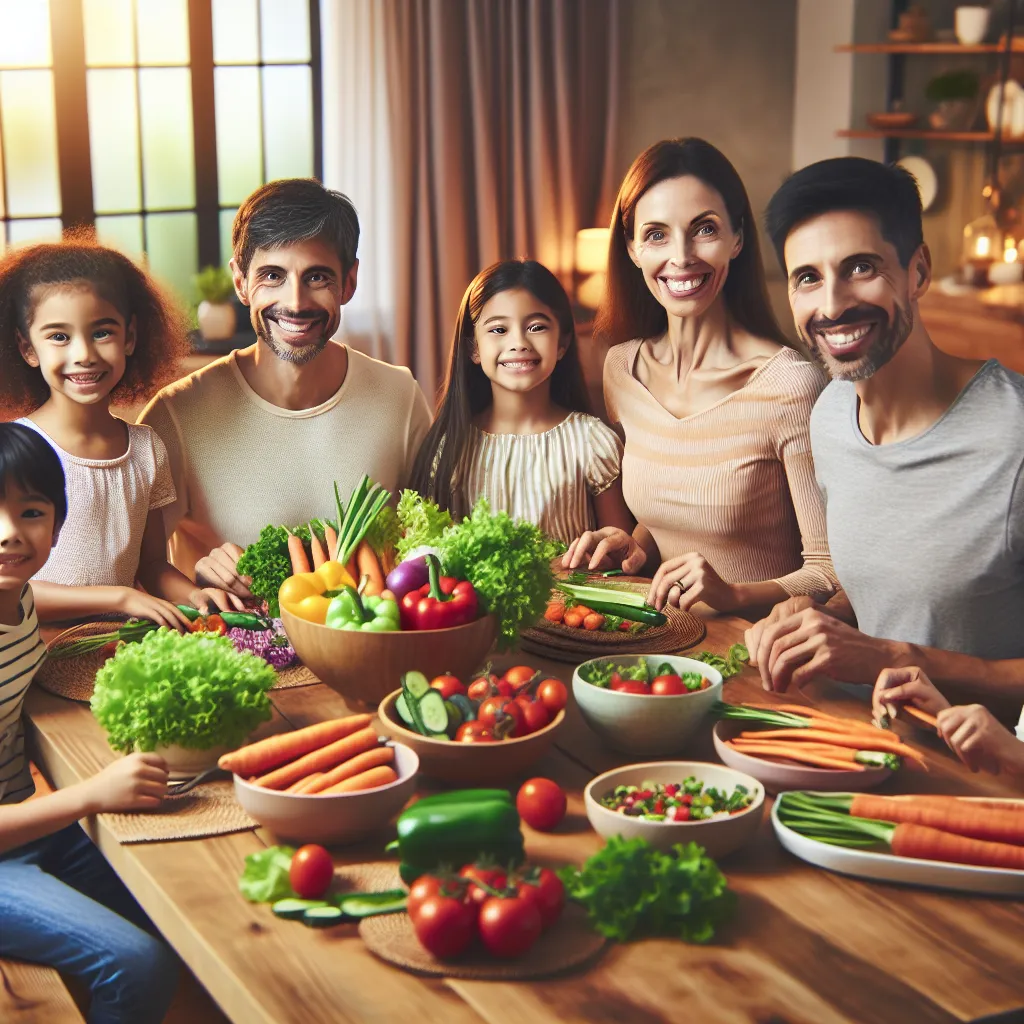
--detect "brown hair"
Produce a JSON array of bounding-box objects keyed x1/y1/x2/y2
[
  {"x1": 596, "y1": 137, "x2": 790, "y2": 349},
  {"x1": 0, "y1": 231, "x2": 189, "y2": 417}
]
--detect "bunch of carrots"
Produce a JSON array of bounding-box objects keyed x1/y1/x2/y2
[
  {"x1": 218, "y1": 716, "x2": 397, "y2": 795},
  {"x1": 715, "y1": 701, "x2": 926, "y2": 772}
]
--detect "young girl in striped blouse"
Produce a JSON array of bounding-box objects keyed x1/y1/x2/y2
[{"x1": 409, "y1": 259, "x2": 636, "y2": 548}]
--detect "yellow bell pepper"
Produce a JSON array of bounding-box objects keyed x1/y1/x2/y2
[{"x1": 279, "y1": 561, "x2": 357, "y2": 624}]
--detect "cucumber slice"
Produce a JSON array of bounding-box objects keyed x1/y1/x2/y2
[
  {"x1": 444, "y1": 699, "x2": 463, "y2": 734},
  {"x1": 401, "y1": 679, "x2": 429, "y2": 736},
  {"x1": 395, "y1": 693, "x2": 414, "y2": 726},
  {"x1": 273, "y1": 898, "x2": 328, "y2": 920},
  {"x1": 418, "y1": 690, "x2": 450, "y2": 734},
  {"x1": 302, "y1": 905, "x2": 346, "y2": 927},
  {"x1": 449, "y1": 694, "x2": 476, "y2": 722},
  {"x1": 337, "y1": 890, "x2": 407, "y2": 918},
  {"x1": 403, "y1": 670, "x2": 431, "y2": 701},
  {"x1": 427, "y1": 731, "x2": 451, "y2": 742}
]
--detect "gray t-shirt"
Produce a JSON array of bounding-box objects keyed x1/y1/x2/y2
[{"x1": 811, "y1": 360, "x2": 1024, "y2": 660}]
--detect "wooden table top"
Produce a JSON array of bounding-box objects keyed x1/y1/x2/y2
[{"x1": 24, "y1": 612, "x2": 1024, "y2": 1024}]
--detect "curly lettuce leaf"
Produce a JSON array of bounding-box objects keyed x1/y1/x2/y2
[
  {"x1": 395, "y1": 490, "x2": 452, "y2": 561},
  {"x1": 90, "y1": 629, "x2": 275, "y2": 753},
  {"x1": 239, "y1": 845, "x2": 296, "y2": 903},
  {"x1": 237, "y1": 523, "x2": 313, "y2": 617}
]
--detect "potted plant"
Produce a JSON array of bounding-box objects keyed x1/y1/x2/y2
[
  {"x1": 927, "y1": 69, "x2": 981, "y2": 130},
  {"x1": 194, "y1": 265, "x2": 237, "y2": 342}
]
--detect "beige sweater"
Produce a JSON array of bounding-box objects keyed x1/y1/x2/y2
[
  {"x1": 139, "y1": 346, "x2": 432, "y2": 576},
  {"x1": 604, "y1": 342, "x2": 837, "y2": 601}
]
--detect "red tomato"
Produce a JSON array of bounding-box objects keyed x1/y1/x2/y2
[
  {"x1": 455, "y1": 721, "x2": 495, "y2": 743},
  {"x1": 459, "y1": 864, "x2": 507, "y2": 908},
  {"x1": 502, "y1": 665, "x2": 537, "y2": 690},
  {"x1": 536, "y1": 678, "x2": 568, "y2": 714},
  {"x1": 289, "y1": 844, "x2": 334, "y2": 899},
  {"x1": 650, "y1": 674, "x2": 685, "y2": 695},
  {"x1": 410, "y1": 894, "x2": 477, "y2": 960},
  {"x1": 478, "y1": 894, "x2": 542, "y2": 958},
  {"x1": 478, "y1": 696, "x2": 525, "y2": 737},
  {"x1": 514, "y1": 869, "x2": 565, "y2": 928},
  {"x1": 610, "y1": 679, "x2": 650, "y2": 694},
  {"x1": 430, "y1": 674, "x2": 466, "y2": 699},
  {"x1": 516, "y1": 778, "x2": 567, "y2": 831},
  {"x1": 406, "y1": 874, "x2": 447, "y2": 917},
  {"x1": 467, "y1": 678, "x2": 497, "y2": 701},
  {"x1": 514, "y1": 695, "x2": 550, "y2": 735}
]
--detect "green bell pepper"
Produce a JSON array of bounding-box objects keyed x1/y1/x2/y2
[
  {"x1": 325, "y1": 586, "x2": 399, "y2": 632},
  {"x1": 386, "y1": 789, "x2": 524, "y2": 884}
]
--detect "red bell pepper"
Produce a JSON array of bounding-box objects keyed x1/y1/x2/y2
[{"x1": 401, "y1": 555, "x2": 479, "y2": 630}]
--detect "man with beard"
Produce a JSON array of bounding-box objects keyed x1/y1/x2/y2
[
  {"x1": 744, "y1": 157, "x2": 1024, "y2": 714},
  {"x1": 139, "y1": 179, "x2": 431, "y2": 595}
]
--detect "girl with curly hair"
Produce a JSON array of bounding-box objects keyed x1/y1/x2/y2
[{"x1": 0, "y1": 233, "x2": 238, "y2": 623}]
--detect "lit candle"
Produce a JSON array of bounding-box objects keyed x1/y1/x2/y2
[
  {"x1": 988, "y1": 242, "x2": 1024, "y2": 283},
  {"x1": 975, "y1": 235, "x2": 992, "y2": 258}
]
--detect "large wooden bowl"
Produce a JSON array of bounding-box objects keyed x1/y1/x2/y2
[
  {"x1": 377, "y1": 689, "x2": 565, "y2": 786},
  {"x1": 280, "y1": 607, "x2": 497, "y2": 707}
]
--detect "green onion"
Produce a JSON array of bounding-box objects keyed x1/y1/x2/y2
[{"x1": 334, "y1": 476, "x2": 392, "y2": 566}]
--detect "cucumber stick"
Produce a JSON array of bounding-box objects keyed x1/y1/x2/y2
[
  {"x1": 559, "y1": 582, "x2": 647, "y2": 608},
  {"x1": 272, "y1": 899, "x2": 328, "y2": 920},
  {"x1": 303, "y1": 906, "x2": 345, "y2": 927},
  {"x1": 395, "y1": 694, "x2": 414, "y2": 726}
]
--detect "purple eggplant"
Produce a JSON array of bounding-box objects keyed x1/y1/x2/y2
[{"x1": 385, "y1": 554, "x2": 432, "y2": 600}]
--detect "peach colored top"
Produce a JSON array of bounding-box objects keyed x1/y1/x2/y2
[{"x1": 603, "y1": 341, "x2": 837, "y2": 601}]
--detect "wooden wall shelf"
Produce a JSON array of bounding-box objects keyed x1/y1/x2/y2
[
  {"x1": 835, "y1": 42, "x2": 1011, "y2": 54},
  {"x1": 838, "y1": 129, "x2": 1024, "y2": 142}
]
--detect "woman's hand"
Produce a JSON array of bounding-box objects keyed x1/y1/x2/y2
[
  {"x1": 187, "y1": 586, "x2": 246, "y2": 614},
  {"x1": 562, "y1": 528, "x2": 647, "y2": 574},
  {"x1": 647, "y1": 553, "x2": 737, "y2": 612},
  {"x1": 195, "y1": 542, "x2": 252, "y2": 599},
  {"x1": 80, "y1": 753, "x2": 169, "y2": 814},
  {"x1": 115, "y1": 588, "x2": 192, "y2": 631},
  {"x1": 872, "y1": 666, "x2": 952, "y2": 723},
  {"x1": 935, "y1": 704, "x2": 1024, "y2": 776}
]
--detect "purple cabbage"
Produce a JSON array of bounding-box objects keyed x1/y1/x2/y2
[{"x1": 227, "y1": 619, "x2": 297, "y2": 669}]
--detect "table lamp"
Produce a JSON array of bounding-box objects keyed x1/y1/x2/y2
[
  {"x1": 575, "y1": 228, "x2": 611, "y2": 310},
  {"x1": 989, "y1": 235, "x2": 1024, "y2": 285},
  {"x1": 962, "y1": 211, "x2": 1001, "y2": 287}
]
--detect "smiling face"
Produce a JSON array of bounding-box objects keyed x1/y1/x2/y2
[
  {"x1": 626, "y1": 175, "x2": 742, "y2": 318},
  {"x1": 232, "y1": 237, "x2": 357, "y2": 365},
  {"x1": 0, "y1": 477, "x2": 57, "y2": 597},
  {"x1": 471, "y1": 288, "x2": 567, "y2": 395},
  {"x1": 784, "y1": 209, "x2": 926, "y2": 381},
  {"x1": 17, "y1": 284, "x2": 134, "y2": 406}
]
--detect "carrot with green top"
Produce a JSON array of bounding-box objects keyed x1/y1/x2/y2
[{"x1": 287, "y1": 531, "x2": 310, "y2": 575}]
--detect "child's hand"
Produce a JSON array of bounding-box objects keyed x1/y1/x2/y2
[
  {"x1": 561, "y1": 528, "x2": 646, "y2": 574},
  {"x1": 81, "y1": 753, "x2": 169, "y2": 814},
  {"x1": 872, "y1": 666, "x2": 952, "y2": 723},
  {"x1": 115, "y1": 588, "x2": 192, "y2": 631},
  {"x1": 187, "y1": 586, "x2": 246, "y2": 614},
  {"x1": 936, "y1": 704, "x2": 1024, "y2": 776}
]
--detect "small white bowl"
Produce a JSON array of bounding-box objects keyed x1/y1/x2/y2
[
  {"x1": 572, "y1": 654, "x2": 722, "y2": 756},
  {"x1": 232, "y1": 742, "x2": 419, "y2": 845},
  {"x1": 584, "y1": 760, "x2": 764, "y2": 859}
]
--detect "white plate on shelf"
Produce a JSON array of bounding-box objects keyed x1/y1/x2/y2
[
  {"x1": 896, "y1": 155, "x2": 938, "y2": 211},
  {"x1": 771, "y1": 796, "x2": 1024, "y2": 896}
]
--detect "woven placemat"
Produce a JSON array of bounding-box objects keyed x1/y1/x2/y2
[{"x1": 101, "y1": 779, "x2": 256, "y2": 844}]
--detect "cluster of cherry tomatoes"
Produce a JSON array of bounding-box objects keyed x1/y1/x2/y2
[
  {"x1": 407, "y1": 860, "x2": 565, "y2": 960},
  {"x1": 430, "y1": 665, "x2": 569, "y2": 743}
]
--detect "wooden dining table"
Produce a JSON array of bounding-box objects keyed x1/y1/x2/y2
[{"x1": 22, "y1": 610, "x2": 1024, "y2": 1024}]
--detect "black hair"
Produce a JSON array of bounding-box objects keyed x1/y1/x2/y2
[
  {"x1": 0, "y1": 230, "x2": 190, "y2": 417},
  {"x1": 408, "y1": 259, "x2": 591, "y2": 515},
  {"x1": 596, "y1": 137, "x2": 791, "y2": 349},
  {"x1": 0, "y1": 423, "x2": 67, "y2": 529},
  {"x1": 232, "y1": 179, "x2": 361, "y2": 276},
  {"x1": 764, "y1": 157, "x2": 924, "y2": 272}
]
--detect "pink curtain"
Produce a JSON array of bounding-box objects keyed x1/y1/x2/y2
[{"x1": 384, "y1": 0, "x2": 622, "y2": 394}]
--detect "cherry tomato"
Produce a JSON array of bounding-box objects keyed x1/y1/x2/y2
[
  {"x1": 455, "y1": 721, "x2": 496, "y2": 743},
  {"x1": 430, "y1": 674, "x2": 466, "y2": 699},
  {"x1": 651, "y1": 674, "x2": 685, "y2": 695},
  {"x1": 410, "y1": 893, "x2": 477, "y2": 960},
  {"x1": 514, "y1": 869, "x2": 565, "y2": 928},
  {"x1": 407, "y1": 874, "x2": 447, "y2": 917},
  {"x1": 610, "y1": 679, "x2": 651, "y2": 694},
  {"x1": 514, "y1": 695, "x2": 550, "y2": 735},
  {"x1": 516, "y1": 778, "x2": 566, "y2": 831},
  {"x1": 478, "y1": 893, "x2": 542, "y2": 958},
  {"x1": 502, "y1": 665, "x2": 536, "y2": 690},
  {"x1": 467, "y1": 678, "x2": 497, "y2": 701},
  {"x1": 459, "y1": 864, "x2": 507, "y2": 908},
  {"x1": 478, "y1": 696, "x2": 525, "y2": 737},
  {"x1": 537, "y1": 678, "x2": 567, "y2": 714},
  {"x1": 288, "y1": 844, "x2": 334, "y2": 899}
]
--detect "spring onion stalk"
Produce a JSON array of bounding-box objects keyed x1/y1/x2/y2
[
  {"x1": 334, "y1": 476, "x2": 392, "y2": 566},
  {"x1": 46, "y1": 621, "x2": 157, "y2": 660},
  {"x1": 777, "y1": 792, "x2": 897, "y2": 848},
  {"x1": 712, "y1": 701, "x2": 814, "y2": 729}
]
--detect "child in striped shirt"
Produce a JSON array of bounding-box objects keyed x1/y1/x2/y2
[{"x1": 0, "y1": 423, "x2": 177, "y2": 1023}]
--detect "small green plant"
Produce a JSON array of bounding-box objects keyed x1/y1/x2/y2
[
  {"x1": 194, "y1": 265, "x2": 235, "y2": 304},
  {"x1": 926, "y1": 69, "x2": 980, "y2": 103}
]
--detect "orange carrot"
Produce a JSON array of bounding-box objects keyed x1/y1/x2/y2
[
  {"x1": 901, "y1": 705, "x2": 939, "y2": 729},
  {"x1": 356, "y1": 540, "x2": 385, "y2": 596},
  {"x1": 323, "y1": 524, "x2": 339, "y2": 561},
  {"x1": 254, "y1": 726, "x2": 381, "y2": 790},
  {"x1": 726, "y1": 740, "x2": 864, "y2": 771},
  {"x1": 742, "y1": 702, "x2": 880, "y2": 733},
  {"x1": 731, "y1": 739, "x2": 860, "y2": 760},
  {"x1": 563, "y1": 609, "x2": 585, "y2": 628},
  {"x1": 288, "y1": 772, "x2": 325, "y2": 794},
  {"x1": 305, "y1": 745, "x2": 395, "y2": 794},
  {"x1": 287, "y1": 532, "x2": 310, "y2": 575},
  {"x1": 890, "y1": 822, "x2": 1024, "y2": 870},
  {"x1": 345, "y1": 554, "x2": 359, "y2": 583},
  {"x1": 877, "y1": 796, "x2": 1021, "y2": 812},
  {"x1": 583, "y1": 613, "x2": 605, "y2": 631},
  {"x1": 308, "y1": 525, "x2": 327, "y2": 569},
  {"x1": 850, "y1": 794, "x2": 1024, "y2": 846},
  {"x1": 320, "y1": 764, "x2": 397, "y2": 795},
  {"x1": 218, "y1": 715, "x2": 372, "y2": 776},
  {"x1": 738, "y1": 728, "x2": 927, "y2": 766},
  {"x1": 544, "y1": 603, "x2": 565, "y2": 623}
]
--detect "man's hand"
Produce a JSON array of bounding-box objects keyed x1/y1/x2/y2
[
  {"x1": 116, "y1": 589, "x2": 192, "y2": 631},
  {"x1": 80, "y1": 753, "x2": 169, "y2": 814},
  {"x1": 872, "y1": 666, "x2": 952, "y2": 723},
  {"x1": 936, "y1": 704, "x2": 1024, "y2": 776},
  {"x1": 745, "y1": 596, "x2": 819, "y2": 667},
  {"x1": 647, "y1": 553, "x2": 739, "y2": 612},
  {"x1": 562, "y1": 528, "x2": 647, "y2": 574},
  {"x1": 195, "y1": 542, "x2": 252, "y2": 599},
  {"x1": 187, "y1": 586, "x2": 246, "y2": 614},
  {"x1": 745, "y1": 604, "x2": 902, "y2": 692}
]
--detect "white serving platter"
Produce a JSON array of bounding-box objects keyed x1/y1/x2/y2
[{"x1": 771, "y1": 794, "x2": 1024, "y2": 897}]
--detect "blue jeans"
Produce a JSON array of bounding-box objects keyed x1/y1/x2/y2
[{"x1": 0, "y1": 823, "x2": 178, "y2": 1024}]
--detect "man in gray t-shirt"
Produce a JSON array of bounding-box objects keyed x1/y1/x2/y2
[{"x1": 743, "y1": 156, "x2": 1024, "y2": 712}]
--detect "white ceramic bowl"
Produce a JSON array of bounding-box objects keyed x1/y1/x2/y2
[
  {"x1": 584, "y1": 760, "x2": 764, "y2": 859},
  {"x1": 572, "y1": 654, "x2": 722, "y2": 756},
  {"x1": 232, "y1": 742, "x2": 419, "y2": 845}
]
